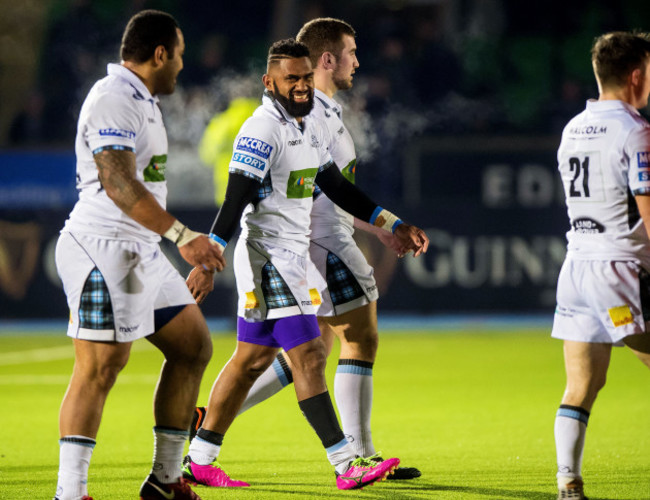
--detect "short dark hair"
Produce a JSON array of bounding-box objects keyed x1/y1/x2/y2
[
  {"x1": 267, "y1": 38, "x2": 310, "y2": 69},
  {"x1": 120, "y1": 10, "x2": 179, "y2": 63},
  {"x1": 592, "y1": 31, "x2": 650, "y2": 89},
  {"x1": 297, "y1": 18, "x2": 356, "y2": 68}
]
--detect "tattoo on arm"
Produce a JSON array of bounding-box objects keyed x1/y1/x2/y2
[{"x1": 94, "y1": 149, "x2": 150, "y2": 214}]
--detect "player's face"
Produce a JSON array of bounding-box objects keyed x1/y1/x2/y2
[
  {"x1": 157, "y1": 28, "x2": 185, "y2": 95},
  {"x1": 332, "y1": 35, "x2": 359, "y2": 91},
  {"x1": 266, "y1": 57, "x2": 315, "y2": 118}
]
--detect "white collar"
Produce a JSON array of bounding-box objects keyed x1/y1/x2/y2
[
  {"x1": 107, "y1": 63, "x2": 159, "y2": 103},
  {"x1": 586, "y1": 98, "x2": 640, "y2": 116},
  {"x1": 314, "y1": 88, "x2": 341, "y2": 118}
]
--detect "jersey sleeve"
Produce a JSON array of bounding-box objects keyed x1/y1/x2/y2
[
  {"x1": 314, "y1": 117, "x2": 334, "y2": 170},
  {"x1": 229, "y1": 117, "x2": 276, "y2": 182},
  {"x1": 84, "y1": 91, "x2": 140, "y2": 153},
  {"x1": 627, "y1": 124, "x2": 650, "y2": 195}
]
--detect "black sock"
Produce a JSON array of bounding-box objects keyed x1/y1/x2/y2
[{"x1": 298, "y1": 391, "x2": 345, "y2": 448}]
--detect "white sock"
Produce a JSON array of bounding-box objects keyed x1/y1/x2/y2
[
  {"x1": 238, "y1": 354, "x2": 292, "y2": 414},
  {"x1": 555, "y1": 405, "x2": 589, "y2": 484},
  {"x1": 151, "y1": 427, "x2": 188, "y2": 483},
  {"x1": 188, "y1": 435, "x2": 221, "y2": 465},
  {"x1": 55, "y1": 435, "x2": 95, "y2": 500},
  {"x1": 326, "y1": 437, "x2": 358, "y2": 475},
  {"x1": 334, "y1": 360, "x2": 375, "y2": 457}
]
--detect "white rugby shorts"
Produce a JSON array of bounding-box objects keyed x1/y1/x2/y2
[
  {"x1": 234, "y1": 238, "x2": 326, "y2": 321},
  {"x1": 56, "y1": 231, "x2": 194, "y2": 342},
  {"x1": 308, "y1": 233, "x2": 379, "y2": 317},
  {"x1": 552, "y1": 257, "x2": 650, "y2": 345}
]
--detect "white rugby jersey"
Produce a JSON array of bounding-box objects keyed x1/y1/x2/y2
[
  {"x1": 309, "y1": 89, "x2": 356, "y2": 239},
  {"x1": 229, "y1": 93, "x2": 332, "y2": 252},
  {"x1": 63, "y1": 63, "x2": 169, "y2": 243},
  {"x1": 558, "y1": 99, "x2": 650, "y2": 264}
]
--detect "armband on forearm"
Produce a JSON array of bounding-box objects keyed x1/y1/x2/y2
[
  {"x1": 163, "y1": 219, "x2": 201, "y2": 247},
  {"x1": 369, "y1": 207, "x2": 403, "y2": 233},
  {"x1": 208, "y1": 233, "x2": 227, "y2": 252}
]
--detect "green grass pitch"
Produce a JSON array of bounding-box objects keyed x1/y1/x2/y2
[{"x1": 0, "y1": 327, "x2": 648, "y2": 499}]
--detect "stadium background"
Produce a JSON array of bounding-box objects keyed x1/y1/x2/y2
[{"x1": 1, "y1": 0, "x2": 650, "y2": 322}]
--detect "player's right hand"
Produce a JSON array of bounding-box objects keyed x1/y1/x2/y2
[
  {"x1": 178, "y1": 233, "x2": 226, "y2": 272},
  {"x1": 186, "y1": 266, "x2": 215, "y2": 304},
  {"x1": 394, "y1": 223, "x2": 429, "y2": 257}
]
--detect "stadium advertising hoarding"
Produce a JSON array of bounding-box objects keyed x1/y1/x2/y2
[{"x1": 0, "y1": 139, "x2": 567, "y2": 319}]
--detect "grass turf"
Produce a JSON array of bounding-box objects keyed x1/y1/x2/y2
[{"x1": 0, "y1": 328, "x2": 648, "y2": 499}]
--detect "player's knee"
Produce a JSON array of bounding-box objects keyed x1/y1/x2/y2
[
  {"x1": 359, "y1": 328, "x2": 378, "y2": 355},
  {"x1": 84, "y1": 360, "x2": 126, "y2": 393},
  {"x1": 238, "y1": 353, "x2": 276, "y2": 383},
  {"x1": 293, "y1": 344, "x2": 327, "y2": 375},
  {"x1": 565, "y1": 375, "x2": 607, "y2": 407}
]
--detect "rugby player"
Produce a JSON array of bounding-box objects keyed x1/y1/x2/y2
[
  {"x1": 182, "y1": 38, "x2": 427, "y2": 490},
  {"x1": 552, "y1": 31, "x2": 650, "y2": 500},
  {"x1": 53, "y1": 10, "x2": 222, "y2": 500}
]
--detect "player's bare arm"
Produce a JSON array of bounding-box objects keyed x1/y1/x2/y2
[
  {"x1": 95, "y1": 149, "x2": 174, "y2": 232},
  {"x1": 316, "y1": 162, "x2": 428, "y2": 256},
  {"x1": 94, "y1": 148, "x2": 225, "y2": 271},
  {"x1": 635, "y1": 194, "x2": 650, "y2": 235},
  {"x1": 354, "y1": 218, "x2": 406, "y2": 256}
]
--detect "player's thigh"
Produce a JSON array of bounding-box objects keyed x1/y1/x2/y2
[
  {"x1": 148, "y1": 304, "x2": 212, "y2": 365},
  {"x1": 231, "y1": 340, "x2": 279, "y2": 373},
  {"x1": 319, "y1": 302, "x2": 378, "y2": 354},
  {"x1": 72, "y1": 338, "x2": 132, "y2": 382},
  {"x1": 623, "y1": 332, "x2": 650, "y2": 367}
]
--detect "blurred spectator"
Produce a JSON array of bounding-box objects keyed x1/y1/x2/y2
[
  {"x1": 411, "y1": 11, "x2": 461, "y2": 107},
  {"x1": 9, "y1": 90, "x2": 48, "y2": 145},
  {"x1": 198, "y1": 95, "x2": 259, "y2": 205},
  {"x1": 183, "y1": 34, "x2": 227, "y2": 87},
  {"x1": 38, "y1": 0, "x2": 110, "y2": 144}
]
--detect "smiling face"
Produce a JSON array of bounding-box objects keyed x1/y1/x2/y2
[
  {"x1": 264, "y1": 56, "x2": 315, "y2": 120},
  {"x1": 331, "y1": 34, "x2": 359, "y2": 91}
]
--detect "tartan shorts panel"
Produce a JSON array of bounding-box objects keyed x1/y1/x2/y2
[
  {"x1": 79, "y1": 267, "x2": 114, "y2": 330},
  {"x1": 325, "y1": 252, "x2": 365, "y2": 306},
  {"x1": 261, "y1": 261, "x2": 298, "y2": 309}
]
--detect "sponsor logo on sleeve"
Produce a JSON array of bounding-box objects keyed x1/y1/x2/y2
[
  {"x1": 232, "y1": 152, "x2": 267, "y2": 171},
  {"x1": 236, "y1": 137, "x2": 273, "y2": 159},
  {"x1": 608, "y1": 304, "x2": 633, "y2": 327},
  {"x1": 342, "y1": 159, "x2": 356, "y2": 184},
  {"x1": 99, "y1": 128, "x2": 136, "y2": 139},
  {"x1": 639, "y1": 171, "x2": 650, "y2": 182},
  {"x1": 638, "y1": 151, "x2": 650, "y2": 168},
  {"x1": 143, "y1": 154, "x2": 167, "y2": 182}
]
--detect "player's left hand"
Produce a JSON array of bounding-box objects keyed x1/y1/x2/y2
[
  {"x1": 394, "y1": 223, "x2": 429, "y2": 257},
  {"x1": 186, "y1": 266, "x2": 215, "y2": 304}
]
